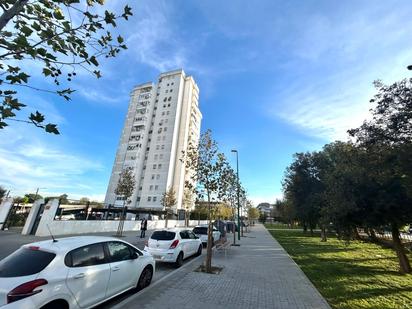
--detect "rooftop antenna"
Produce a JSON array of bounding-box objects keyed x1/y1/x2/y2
[{"x1": 46, "y1": 224, "x2": 58, "y2": 243}]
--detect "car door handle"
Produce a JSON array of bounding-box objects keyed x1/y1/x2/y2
[
  {"x1": 112, "y1": 266, "x2": 120, "y2": 272},
  {"x1": 73, "y1": 273, "x2": 85, "y2": 279}
]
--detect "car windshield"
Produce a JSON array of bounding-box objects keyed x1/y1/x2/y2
[
  {"x1": 193, "y1": 227, "x2": 208, "y2": 235},
  {"x1": 151, "y1": 231, "x2": 176, "y2": 240},
  {"x1": 0, "y1": 247, "x2": 56, "y2": 277}
]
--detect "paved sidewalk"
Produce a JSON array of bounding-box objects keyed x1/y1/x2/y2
[{"x1": 116, "y1": 224, "x2": 331, "y2": 309}]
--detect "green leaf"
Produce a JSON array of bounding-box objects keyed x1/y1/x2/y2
[
  {"x1": 89, "y1": 56, "x2": 99, "y2": 66},
  {"x1": 32, "y1": 22, "x2": 41, "y2": 31},
  {"x1": 29, "y1": 111, "x2": 45, "y2": 124},
  {"x1": 43, "y1": 68, "x2": 52, "y2": 77},
  {"x1": 53, "y1": 8, "x2": 65, "y2": 20},
  {"x1": 117, "y1": 35, "x2": 124, "y2": 44},
  {"x1": 45, "y1": 123, "x2": 60, "y2": 134},
  {"x1": 20, "y1": 25, "x2": 33, "y2": 36}
]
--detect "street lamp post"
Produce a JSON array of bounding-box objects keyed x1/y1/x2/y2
[{"x1": 231, "y1": 149, "x2": 241, "y2": 242}]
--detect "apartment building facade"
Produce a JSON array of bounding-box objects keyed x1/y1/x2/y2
[{"x1": 104, "y1": 70, "x2": 202, "y2": 214}]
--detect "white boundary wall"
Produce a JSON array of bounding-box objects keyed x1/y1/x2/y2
[
  {"x1": 33, "y1": 199, "x2": 208, "y2": 236},
  {"x1": 0, "y1": 198, "x2": 13, "y2": 230}
]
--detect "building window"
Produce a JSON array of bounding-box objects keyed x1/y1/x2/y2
[
  {"x1": 156, "y1": 145, "x2": 159, "y2": 150},
  {"x1": 168, "y1": 97, "x2": 172, "y2": 101},
  {"x1": 158, "y1": 164, "x2": 162, "y2": 169},
  {"x1": 166, "y1": 111, "x2": 170, "y2": 115},
  {"x1": 165, "y1": 119, "x2": 168, "y2": 123},
  {"x1": 151, "y1": 174, "x2": 155, "y2": 180},
  {"x1": 163, "y1": 98, "x2": 167, "y2": 102},
  {"x1": 165, "y1": 90, "x2": 168, "y2": 93},
  {"x1": 139, "y1": 186, "x2": 142, "y2": 190},
  {"x1": 153, "y1": 197, "x2": 157, "y2": 202},
  {"x1": 162, "y1": 136, "x2": 166, "y2": 141},
  {"x1": 170, "y1": 89, "x2": 173, "y2": 93},
  {"x1": 162, "y1": 112, "x2": 165, "y2": 116},
  {"x1": 159, "y1": 154, "x2": 164, "y2": 159},
  {"x1": 150, "y1": 185, "x2": 153, "y2": 190},
  {"x1": 154, "y1": 154, "x2": 158, "y2": 160},
  {"x1": 155, "y1": 185, "x2": 158, "y2": 190},
  {"x1": 148, "y1": 197, "x2": 151, "y2": 202},
  {"x1": 153, "y1": 164, "x2": 156, "y2": 169},
  {"x1": 161, "y1": 145, "x2": 165, "y2": 150},
  {"x1": 171, "y1": 82, "x2": 174, "y2": 85},
  {"x1": 164, "y1": 127, "x2": 167, "y2": 132},
  {"x1": 157, "y1": 136, "x2": 161, "y2": 141},
  {"x1": 167, "y1": 104, "x2": 171, "y2": 107},
  {"x1": 137, "y1": 197, "x2": 141, "y2": 202},
  {"x1": 156, "y1": 174, "x2": 160, "y2": 180}
]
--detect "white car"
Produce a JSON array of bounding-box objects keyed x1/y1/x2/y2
[
  {"x1": 193, "y1": 225, "x2": 221, "y2": 245},
  {"x1": 0, "y1": 236, "x2": 155, "y2": 309},
  {"x1": 144, "y1": 229, "x2": 202, "y2": 267}
]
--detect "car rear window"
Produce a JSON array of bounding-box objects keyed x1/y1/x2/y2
[
  {"x1": 151, "y1": 231, "x2": 176, "y2": 240},
  {"x1": 193, "y1": 227, "x2": 208, "y2": 235},
  {"x1": 0, "y1": 248, "x2": 56, "y2": 277}
]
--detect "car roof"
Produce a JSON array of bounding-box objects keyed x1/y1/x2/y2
[
  {"x1": 22, "y1": 236, "x2": 126, "y2": 253},
  {"x1": 152, "y1": 228, "x2": 189, "y2": 232}
]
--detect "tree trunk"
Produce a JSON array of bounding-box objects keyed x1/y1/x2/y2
[
  {"x1": 0, "y1": 0, "x2": 28, "y2": 31},
  {"x1": 205, "y1": 192, "x2": 213, "y2": 273},
  {"x1": 353, "y1": 227, "x2": 361, "y2": 240},
  {"x1": 368, "y1": 228, "x2": 378, "y2": 242},
  {"x1": 391, "y1": 222, "x2": 411, "y2": 273},
  {"x1": 320, "y1": 225, "x2": 327, "y2": 242},
  {"x1": 116, "y1": 201, "x2": 126, "y2": 236},
  {"x1": 303, "y1": 223, "x2": 307, "y2": 233}
]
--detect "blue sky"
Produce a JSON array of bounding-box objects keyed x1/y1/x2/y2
[{"x1": 1, "y1": 0, "x2": 412, "y2": 204}]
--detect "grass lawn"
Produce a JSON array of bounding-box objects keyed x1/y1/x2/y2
[{"x1": 266, "y1": 226, "x2": 412, "y2": 309}]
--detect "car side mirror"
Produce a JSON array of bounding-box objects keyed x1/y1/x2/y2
[{"x1": 131, "y1": 252, "x2": 138, "y2": 259}]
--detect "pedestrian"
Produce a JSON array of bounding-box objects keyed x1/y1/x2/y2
[{"x1": 140, "y1": 218, "x2": 147, "y2": 238}]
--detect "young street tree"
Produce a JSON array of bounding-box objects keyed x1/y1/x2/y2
[
  {"x1": 161, "y1": 187, "x2": 177, "y2": 228},
  {"x1": 0, "y1": 0, "x2": 132, "y2": 133},
  {"x1": 182, "y1": 188, "x2": 194, "y2": 226},
  {"x1": 114, "y1": 167, "x2": 135, "y2": 237},
  {"x1": 183, "y1": 129, "x2": 228, "y2": 273}
]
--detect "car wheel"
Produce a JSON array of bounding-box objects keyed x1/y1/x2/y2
[
  {"x1": 175, "y1": 252, "x2": 184, "y2": 268},
  {"x1": 195, "y1": 245, "x2": 202, "y2": 256},
  {"x1": 136, "y1": 266, "x2": 153, "y2": 291}
]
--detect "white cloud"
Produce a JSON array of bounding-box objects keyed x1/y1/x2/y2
[
  {"x1": 0, "y1": 126, "x2": 106, "y2": 199},
  {"x1": 124, "y1": 2, "x2": 187, "y2": 72}
]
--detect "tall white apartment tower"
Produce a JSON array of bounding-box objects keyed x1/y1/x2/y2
[{"x1": 104, "y1": 69, "x2": 202, "y2": 214}]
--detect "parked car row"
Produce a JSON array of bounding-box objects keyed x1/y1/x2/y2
[
  {"x1": 0, "y1": 225, "x2": 220, "y2": 308},
  {"x1": 0, "y1": 236, "x2": 154, "y2": 309}
]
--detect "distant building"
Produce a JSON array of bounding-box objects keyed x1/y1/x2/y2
[
  {"x1": 104, "y1": 69, "x2": 202, "y2": 214},
  {"x1": 257, "y1": 202, "x2": 281, "y2": 222}
]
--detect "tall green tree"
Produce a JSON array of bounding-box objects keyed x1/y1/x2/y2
[
  {"x1": 283, "y1": 152, "x2": 322, "y2": 235},
  {"x1": 0, "y1": 185, "x2": 7, "y2": 202},
  {"x1": 0, "y1": 0, "x2": 132, "y2": 133},
  {"x1": 348, "y1": 78, "x2": 412, "y2": 273}
]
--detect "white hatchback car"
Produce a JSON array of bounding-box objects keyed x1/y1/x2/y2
[
  {"x1": 193, "y1": 225, "x2": 221, "y2": 245},
  {"x1": 0, "y1": 236, "x2": 155, "y2": 309},
  {"x1": 144, "y1": 229, "x2": 202, "y2": 267}
]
